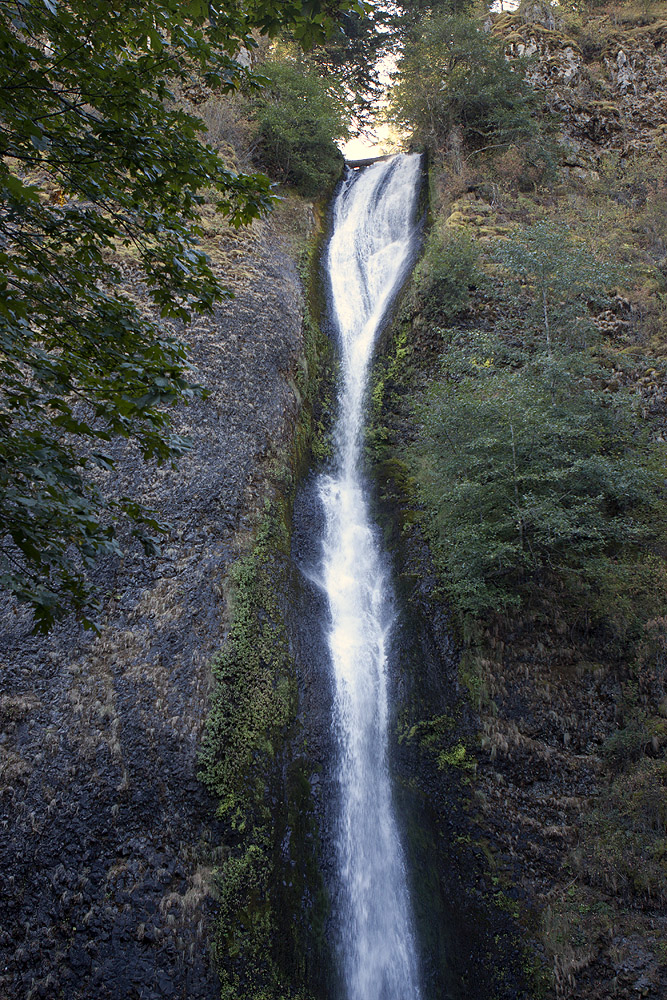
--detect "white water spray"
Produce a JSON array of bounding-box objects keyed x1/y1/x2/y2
[{"x1": 319, "y1": 154, "x2": 423, "y2": 1000}]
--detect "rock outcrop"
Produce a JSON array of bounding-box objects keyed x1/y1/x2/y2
[
  {"x1": 0, "y1": 203, "x2": 314, "y2": 1000},
  {"x1": 495, "y1": 1, "x2": 667, "y2": 166}
]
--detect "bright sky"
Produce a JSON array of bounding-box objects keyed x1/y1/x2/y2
[
  {"x1": 341, "y1": 50, "x2": 398, "y2": 160},
  {"x1": 342, "y1": 127, "x2": 395, "y2": 161}
]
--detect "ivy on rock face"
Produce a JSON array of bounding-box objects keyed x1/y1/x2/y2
[{"x1": 0, "y1": 0, "x2": 361, "y2": 630}]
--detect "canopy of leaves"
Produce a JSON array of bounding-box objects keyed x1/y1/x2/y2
[
  {"x1": 0, "y1": 0, "x2": 360, "y2": 630},
  {"x1": 310, "y1": 3, "x2": 388, "y2": 119},
  {"x1": 311, "y1": 1, "x2": 485, "y2": 120},
  {"x1": 388, "y1": 10, "x2": 540, "y2": 153},
  {"x1": 389, "y1": 0, "x2": 479, "y2": 37},
  {"x1": 250, "y1": 59, "x2": 349, "y2": 196}
]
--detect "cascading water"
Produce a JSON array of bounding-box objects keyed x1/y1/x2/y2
[{"x1": 319, "y1": 154, "x2": 423, "y2": 1000}]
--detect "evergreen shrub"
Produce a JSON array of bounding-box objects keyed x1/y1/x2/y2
[
  {"x1": 251, "y1": 60, "x2": 349, "y2": 197},
  {"x1": 414, "y1": 228, "x2": 482, "y2": 321},
  {"x1": 410, "y1": 336, "x2": 661, "y2": 617}
]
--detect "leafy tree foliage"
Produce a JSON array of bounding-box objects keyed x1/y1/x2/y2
[
  {"x1": 389, "y1": 0, "x2": 479, "y2": 37},
  {"x1": 493, "y1": 221, "x2": 621, "y2": 353},
  {"x1": 412, "y1": 337, "x2": 660, "y2": 616},
  {"x1": 250, "y1": 59, "x2": 349, "y2": 196},
  {"x1": 310, "y1": 2, "x2": 389, "y2": 119},
  {"x1": 413, "y1": 228, "x2": 482, "y2": 321},
  {"x1": 311, "y1": 1, "x2": 484, "y2": 119},
  {"x1": 0, "y1": 0, "x2": 360, "y2": 629},
  {"x1": 388, "y1": 11, "x2": 539, "y2": 152},
  {"x1": 408, "y1": 224, "x2": 656, "y2": 620}
]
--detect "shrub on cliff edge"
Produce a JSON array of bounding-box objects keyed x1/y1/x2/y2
[{"x1": 251, "y1": 59, "x2": 349, "y2": 197}]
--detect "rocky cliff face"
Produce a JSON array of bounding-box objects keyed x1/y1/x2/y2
[
  {"x1": 0, "y1": 200, "x2": 315, "y2": 1000},
  {"x1": 495, "y1": 1, "x2": 667, "y2": 171},
  {"x1": 371, "y1": 5, "x2": 667, "y2": 999}
]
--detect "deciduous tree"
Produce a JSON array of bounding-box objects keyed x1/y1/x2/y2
[
  {"x1": 493, "y1": 220, "x2": 620, "y2": 354},
  {"x1": 388, "y1": 10, "x2": 538, "y2": 153},
  {"x1": 0, "y1": 0, "x2": 361, "y2": 629}
]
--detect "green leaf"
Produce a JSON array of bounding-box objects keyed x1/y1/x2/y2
[{"x1": 0, "y1": 0, "x2": 362, "y2": 628}]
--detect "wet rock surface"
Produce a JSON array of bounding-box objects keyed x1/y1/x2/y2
[
  {"x1": 0, "y1": 211, "x2": 311, "y2": 1000},
  {"x1": 371, "y1": 471, "x2": 540, "y2": 1000},
  {"x1": 287, "y1": 474, "x2": 341, "y2": 999}
]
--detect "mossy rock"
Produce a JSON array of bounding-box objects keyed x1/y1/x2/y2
[
  {"x1": 445, "y1": 210, "x2": 471, "y2": 228},
  {"x1": 492, "y1": 12, "x2": 521, "y2": 34},
  {"x1": 477, "y1": 224, "x2": 513, "y2": 239},
  {"x1": 449, "y1": 196, "x2": 475, "y2": 213}
]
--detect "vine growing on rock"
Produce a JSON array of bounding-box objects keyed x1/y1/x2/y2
[{"x1": 198, "y1": 507, "x2": 296, "y2": 999}]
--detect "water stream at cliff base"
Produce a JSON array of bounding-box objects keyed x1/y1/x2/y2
[{"x1": 319, "y1": 154, "x2": 423, "y2": 1000}]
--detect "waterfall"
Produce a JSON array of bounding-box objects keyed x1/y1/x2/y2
[{"x1": 319, "y1": 154, "x2": 423, "y2": 1000}]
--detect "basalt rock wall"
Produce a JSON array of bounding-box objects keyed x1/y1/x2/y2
[
  {"x1": 494, "y1": 0, "x2": 667, "y2": 170},
  {"x1": 0, "y1": 203, "x2": 316, "y2": 1000}
]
